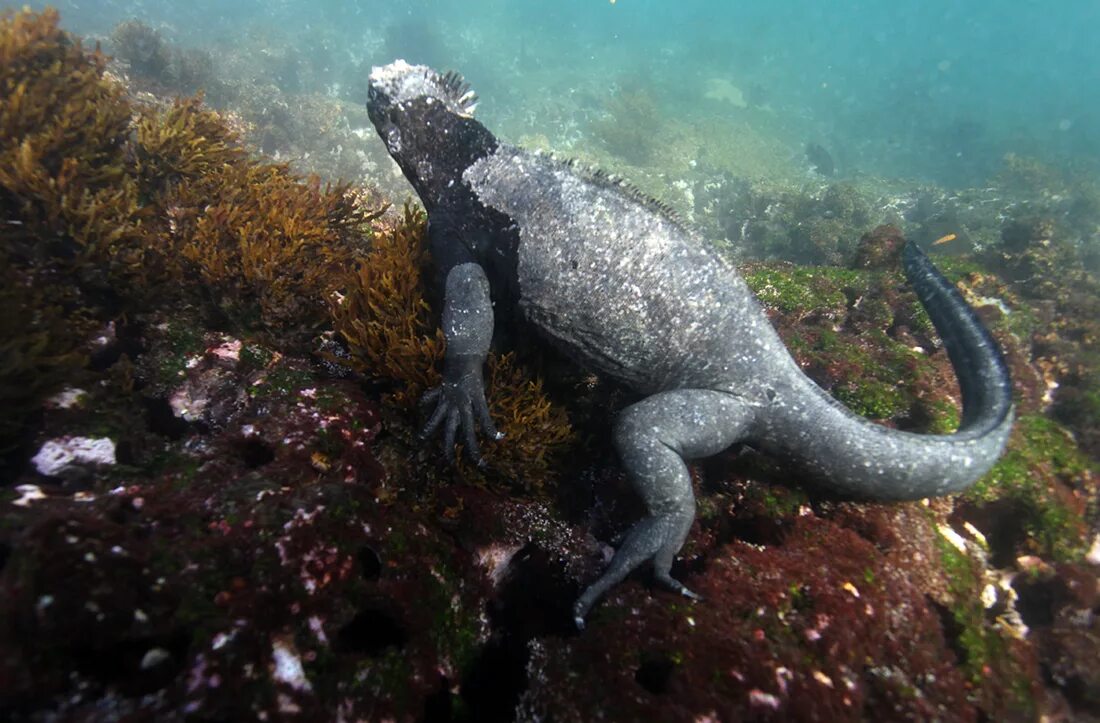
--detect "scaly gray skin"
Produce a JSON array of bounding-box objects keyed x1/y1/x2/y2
[{"x1": 366, "y1": 60, "x2": 1015, "y2": 629}]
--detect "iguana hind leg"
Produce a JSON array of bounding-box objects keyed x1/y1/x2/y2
[{"x1": 573, "y1": 389, "x2": 754, "y2": 628}]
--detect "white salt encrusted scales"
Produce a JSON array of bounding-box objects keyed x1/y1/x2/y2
[
  {"x1": 31, "y1": 436, "x2": 116, "y2": 477},
  {"x1": 368, "y1": 60, "x2": 477, "y2": 117},
  {"x1": 369, "y1": 60, "x2": 436, "y2": 102}
]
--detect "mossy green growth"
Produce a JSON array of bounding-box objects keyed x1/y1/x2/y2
[
  {"x1": 739, "y1": 482, "x2": 809, "y2": 519},
  {"x1": 816, "y1": 326, "x2": 933, "y2": 420},
  {"x1": 991, "y1": 298, "x2": 1040, "y2": 343},
  {"x1": 251, "y1": 366, "x2": 315, "y2": 399},
  {"x1": 745, "y1": 263, "x2": 949, "y2": 423},
  {"x1": 833, "y1": 378, "x2": 908, "y2": 420},
  {"x1": 744, "y1": 266, "x2": 865, "y2": 316},
  {"x1": 967, "y1": 414, "x2": 1094, "y2": 561},
  {"x1": 933, "y1": 256, "x2": 988, "y2": 282},
  {"x1": 925, "y1": 398, "x2": 962, "y2": 435},
  {"x1": 240, "y1": 343, "x2": 275, "y2": 369},
  {"x1": 934, "y1": 532, "x2": 1035, "y2": 717},
  {"x1": 424, "y1": 561, "x2": 482, "y2": 679}
]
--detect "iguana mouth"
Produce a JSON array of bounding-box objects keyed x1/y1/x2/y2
[{"x1": 368, "y1": 60, "x2": 478, "y2": 117}]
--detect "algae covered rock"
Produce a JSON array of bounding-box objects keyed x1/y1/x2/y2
[{"x1": 2, "y1": 7, "x2": 1099, "y2": 721}]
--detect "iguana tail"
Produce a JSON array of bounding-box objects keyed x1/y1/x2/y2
[{"x1": 758, "y1": 241, "x2": 1014, "y2": 500}]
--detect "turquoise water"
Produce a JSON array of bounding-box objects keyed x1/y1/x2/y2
[{"x1": 16, "y1": 0, "x2": 1098, "y2": 190}]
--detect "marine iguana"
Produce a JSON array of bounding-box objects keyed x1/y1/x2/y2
[{"x1": 365, "y1": 60, "x2": 1014, "y2": 628}]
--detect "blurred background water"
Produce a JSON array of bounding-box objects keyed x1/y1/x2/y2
[
  {"x1": 6, "y1": 0, "x2": 1099, "y2": 258},
  {"x1": 14, "y1": 0, "x2": 1098, "y2": 182}
]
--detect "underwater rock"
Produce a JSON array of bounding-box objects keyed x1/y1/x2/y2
[
  {"x1": 161, "y1": 335, "x2": 249, "y2": 428},
  {"x1": 805, "y1": 142, "x2": 835, "y2": 177},
  {"x1": 1001, "y1": 215, "x2": 1056, "y2": 253},
  {"x1": 852, "y1": 224, "x2": 906, "y2": 270},
  {"x1": 31, "y1": 436, "x2": 117, "y2": 478},
  {"x1": 1, "y1": 317, "x2": 498, "y2": 719},
  {"x1": 44, "y1": 388, "x2": 88, "y2": 410},
  {"x1": 703, "y1": 77, "x2": 748, "y2": 108},
  {"x1": 591, "y1": 84, "x2": 663, "y2": 166},
  {"x1": 110, "y1": 20, "x2": 171, "y2": 77},
  {"x1": 110, "y1": 19, "x2": 219, "y2": 99},
  {"x1": 518, "y1": 511, "x2": 986, "y2": 721},
  {"x1": 1013, "y1": 562, "x2": 1100, "y2": 713},
  {"x1": 2, "y1": 8, "x2": 1098, "y2": 720},
  {"x1": 692, "y1": 174, "x2": 874, "y2": 265}
]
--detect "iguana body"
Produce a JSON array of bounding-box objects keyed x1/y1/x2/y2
[{"x1": 366, "y1": 61, "x2": 1014, "y2": 627}]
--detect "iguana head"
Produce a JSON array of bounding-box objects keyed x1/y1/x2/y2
[{"x1": 367, "y1": 60, "x2": 495, "y2": 203}]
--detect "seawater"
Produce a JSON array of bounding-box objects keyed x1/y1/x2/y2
[{"x1": 13, "y1": 0, "x2": 1098, "y2": 192}]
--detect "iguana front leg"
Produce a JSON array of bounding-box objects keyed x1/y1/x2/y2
[{"x1": 420, "y1": 262, "x2": 502, "y2": 465}]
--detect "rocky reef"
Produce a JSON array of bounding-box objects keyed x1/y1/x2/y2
[{"x1": 2, "y1": 9, "x2": 1099, "y2": 722}]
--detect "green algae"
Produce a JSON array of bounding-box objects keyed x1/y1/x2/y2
[
  {"x1": 934, "y1": 256, "x2": 988, "y2": 281},
  {"x1": 252, "y1": 367, "x2": 314, "y2": 399},
  {"x1": 996, "y1": 302, "x2": 1040, "y2": 343},
  {"x1": 138, "y1": 319, "x2": 208, "y2": 393},
  {"x1": 240, "y1": 343, "x2": 274, "y2": 369},
  {"x1": 424, "y1": 562, "x2": 482, "y2": 679},
  {"x1": 757, "y1": 486, "x2": 810, "y2": 518},
  {"x1": 834, "y1": 378, "x2": 908, "y2": 420},
  {"x1": 744, "y1": 265, "x2": 863, "y2": 315},
  {"x1": 820, "y1": 327, "x2": 935, "y2": 420},
  {"x1": 745, "y1": 261, "x2": 984, "y2": 427},
  {"x1": 926, "y1": 398, "x2": 963, "y2": 435},
  {"x1": 933, "y1": 531, "x2": 1037, "y2": 717},
  {"x1": 968, "y1": 414, "x2": 1094, "y2": 561}
]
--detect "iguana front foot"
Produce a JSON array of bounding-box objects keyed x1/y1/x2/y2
[
  {"x1": 418, "y1": 358, "x2": 502, "y2": 466},
  {"x1": 418, "y1": 262, "x2": 502, "y2": 466}
]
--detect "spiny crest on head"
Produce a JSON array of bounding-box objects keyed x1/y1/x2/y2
[
  {"x1": 440, "y1": 70, "x2": 469, "y2": 99},
  {"x1": 438, "y1": 68, "x2": 479, "y2": 115}
]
